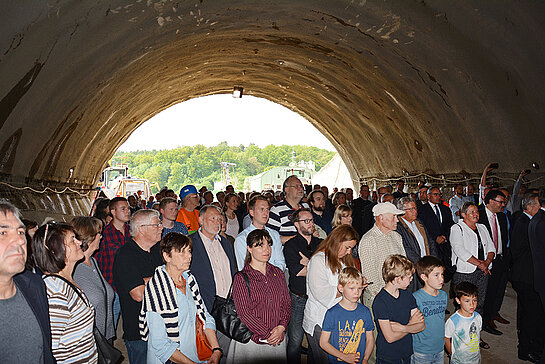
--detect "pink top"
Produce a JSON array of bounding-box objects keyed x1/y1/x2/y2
[{"x1": 232, "y1": 262, "x2": 291, "y2": 343}]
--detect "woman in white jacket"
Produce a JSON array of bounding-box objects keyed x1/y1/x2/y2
[{"x1": 450, "y1": 202, "x2": 496, "y2": 315}]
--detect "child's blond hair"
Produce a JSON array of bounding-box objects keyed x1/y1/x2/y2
[
  {"x1": 338, "y1": 266, "x2": 364, "y2": 286},
  {"x1": 382, "y1": 254, "x2": 415, "y2": 284}
]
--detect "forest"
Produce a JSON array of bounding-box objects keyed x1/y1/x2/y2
[{"x1": 111, "y1": 142, "x2": 335, "y2": 193}]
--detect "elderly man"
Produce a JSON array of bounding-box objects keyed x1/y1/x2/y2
[
  {"x1": 234, "y1": 195, "x2": 285, "y2": 271},
  {"x1": 511, "y1": 193, "x2": 543, "y2": 363},
  {"x1": 0, "y1": 202, "x2": 55, "y2": 363},
  {"x1": 190, "y1": 205, "x2": 236, "y2": 362},
  {"x1": 176, "y1": 184, "x2": 200, "y2": 233},
  {"x1": 395, "y1": 197, "x2": 438, "y2": 292},
  {"x1": 267, "y1": 175, "x2": 309, "y2": 243},
  {"x1": 159, "y1": 197, "x2": 188, "y2": 237},
  {"x1": 359, "y1": 202, "x2": 406, "y2": 308},
  {"x1": 283, "y1": 208, "x2": 323, "y2": 364},
  {"x1": 113, "y1": 209, "x2": 163, "y2": 364},
  {"x1": 479, "y1": 190, "x2": 510, "y2": 335}
]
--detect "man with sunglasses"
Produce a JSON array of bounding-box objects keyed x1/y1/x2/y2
[
  {"x1": 479, "y1": 189, "x2": 510, "y2": 336},
  {"x1": 283, "y1": 208, "x2": 322, "y2": 364}
]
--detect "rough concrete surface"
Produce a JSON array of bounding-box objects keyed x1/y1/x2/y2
[{"x1": 1, "y1": 1, "x2": 544, "y2": 194}]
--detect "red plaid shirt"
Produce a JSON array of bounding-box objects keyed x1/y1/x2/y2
[{"x1": 96, "y1": 222, "x2": 130, "y2": 290}]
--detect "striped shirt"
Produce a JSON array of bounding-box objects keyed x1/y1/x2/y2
[
  {"x1": 43, "y1": 276, "x2": 98, "y2": 364},
  {"x1": 267, "y1": 199, "x2": 309, "y2": 237},
  {"x1": 232, "y1": 262, "x2": 291, "y2": 343}
]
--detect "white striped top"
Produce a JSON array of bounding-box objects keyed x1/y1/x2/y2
[{"x1": 44, "y1": 276, "x2": 98, "y2": 364}]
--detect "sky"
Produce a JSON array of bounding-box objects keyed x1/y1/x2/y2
[{"x1": 118, "y1": 94, "x2": 337, "y2": 152}]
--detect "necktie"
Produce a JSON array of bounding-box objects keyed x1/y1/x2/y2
[
  {"x1": 492, "y1": 213, "x2": 499, "y2": 252},
  {"x1": 434, "y1": 205, "x2": 441, "y2": 224}
]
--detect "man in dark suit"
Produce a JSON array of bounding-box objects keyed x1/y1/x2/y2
[
  {"x1": 529, "y1": 192, "x2": 545, "y2": 364},
  {"x1": 417, "y1": 186, "x2": 455, "y2": 279},
  {"x1": 351, "y1": 184, "x2": 373, "y2": 237},
  {"x1": 511, "y1": 193, "x2": 543, "y2": 363},
  {"x1": 190, "y1": 205, "x2": 236, "y2": 363},
  {"x1": 478, "y1": 190, "x2": 510, "y2": 335},
  {"x1": 395, "y1": 197, "x2": 438, "y2": 292}
]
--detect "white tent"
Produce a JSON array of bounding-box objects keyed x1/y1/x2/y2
[{"x1": 312, "y1": 153, "x2": 356, "y2": 191}]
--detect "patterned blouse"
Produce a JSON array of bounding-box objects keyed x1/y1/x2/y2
[{"x1": 43, "y1": 276, "x2": 98, "y2": 363}]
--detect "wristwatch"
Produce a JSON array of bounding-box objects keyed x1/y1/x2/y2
[{"x1": 212, "y1": 347, "x2": 223, "y2": 356}]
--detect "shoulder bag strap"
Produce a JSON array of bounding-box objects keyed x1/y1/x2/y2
[
  {"x1": 44, "y1": 274, "x2": 89, "y2": 308},
  {"x1": 240, "y1": 271, "x2": 251, "y2": 300},
  {"x1": 91, "y1": 258, "x2": 109, "y2": 334}
]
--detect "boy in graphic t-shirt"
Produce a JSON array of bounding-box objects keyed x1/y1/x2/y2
[
  {"x1": 320, "y1": 267, "x2": 375, "y2": 364},
  {"x1": 445, "y1": 282, "x2": 482, "y2": 364},
  {"x1": 412, "y1": 256, "x2": 448, "y2": 364}
]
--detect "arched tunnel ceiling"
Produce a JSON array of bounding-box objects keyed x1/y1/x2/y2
[{"x1": 1, "y1": 0, "x2": 544, "y2": 189}]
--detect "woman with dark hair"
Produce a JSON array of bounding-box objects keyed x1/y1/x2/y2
[
  {"x1": 303, "y1": 224, "x2": 360, "y2": 363},
  {"x1": 222, "y1": 192, "x2": 241, "y2": 238},
  {"x1": 72, "y1": 216, "x2": 115, "y2": 341},
  {"x1": 227, "y1": 229, "x2": 291, "y2": 364},
  {"x1": 92, "y1": 197, "x2": 111, "y2": 226},
  {"x1": 32, "y1": 223, "x2": 98, "y2": 363},
  {"x1": 331, "y1": 204, "x2": 353, "y2": 229},
  {"x1": 140, "y1": 232, "x2": 221, "y2": 364}
]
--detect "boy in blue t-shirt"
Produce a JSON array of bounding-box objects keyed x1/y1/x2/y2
[
  {"x1": 321, "y1": 267, "x2": 375, "y2": 364},
  {"x1": 445, "y1": 282, "x2": 482, "y2": 364},
  {"x1": 412, "y1": 256, "x2": 448, "y2": 364},
  {"x1": 372, "y1": 254, "x2": 425, "y2": 364}
]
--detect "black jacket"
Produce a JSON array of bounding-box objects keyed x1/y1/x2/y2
[
  {"x1": 510, "y1": 213, "x2": 533, "y2": 284},
  {"x1": 529, "y1": 209, "x2": 545, "y2": 295},
  {"x1": 13, "y1": 270, "x2": 55, "y2": 364},
  {"x1": 478, "y1": 205, "x2": 509, "y2": 260}
]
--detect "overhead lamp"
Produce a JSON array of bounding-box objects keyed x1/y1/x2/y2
[{"x1": 233, "y1": 86, "x2": 243, "y2": 98}]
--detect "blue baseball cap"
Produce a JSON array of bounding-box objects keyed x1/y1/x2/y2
[{"x1": 179, "y1": 185, "x2": 198, "y2": 200}]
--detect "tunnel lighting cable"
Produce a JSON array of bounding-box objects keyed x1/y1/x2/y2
[
  {"x1": 365, "y1": 172, "x2": 545, "y2": 185},
  {"x1": 0, "y1": 181, "x2": 90, "y2": 196}
]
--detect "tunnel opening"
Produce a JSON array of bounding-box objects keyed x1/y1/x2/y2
[{"x1": 109, "y1": 93, "x2": 354, "y2": 195}]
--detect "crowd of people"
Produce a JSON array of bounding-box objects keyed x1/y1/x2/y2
[{"x1": 1, "y1": 162, "x2": 545, "y2": 364}]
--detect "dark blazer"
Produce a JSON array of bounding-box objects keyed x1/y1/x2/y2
[
  {"x1": 396, "y1": 219, "x2": 439, "y2": 292},
  {"x1": 13, "y1": 270, "x2": 55, "y2": 364},
  {"x1": 189, "y1": 231, "x2": 237, "y2": 312},
  {"x1": 510, "y1": 213, "x2": 533, "y2": 284},
  {"x1": 351, "y1": 197, "x2": 373, "y2": 237},
  {"x1": 477, "y1": 205, "x2": 509, "y2": 256},
  {"x1": 417, "y1": 202, "x2": 455, "y2": 242},
  {"x1": 396, "y1": 219, "x2": 439, "y2": 263},
  {"x1": 529, "y1": 209, "x2": 545, "y2": 296}
]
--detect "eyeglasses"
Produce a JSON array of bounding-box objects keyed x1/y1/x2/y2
[
  {"x1": 295, "y1": 218, "x2": 314, "y2": 224},
  {"x1": 142, "y1": 223, "x2": 163, "y2": 228},
  {"x1": 403, "y1": 207, "x2": 417, "y2": 211},
  {"x1": 287, "y1": 185, "x2": 304, "y2": 190},
  {"x1": 492, "y1": 199, "x2": 506, "y2": 205}
]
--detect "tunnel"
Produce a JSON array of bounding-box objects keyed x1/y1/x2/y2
[{"x1": 1, "y1": 0, "x2": 544, "y2": 221}]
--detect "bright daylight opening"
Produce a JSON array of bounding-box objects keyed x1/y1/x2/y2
[{"x1": 107, "y1": 94, "x2": 355, "y2": 197}]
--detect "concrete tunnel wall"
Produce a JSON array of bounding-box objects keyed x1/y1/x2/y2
[{"x1": 1, "y1": 0, "x2": 545, "y2": 219}]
